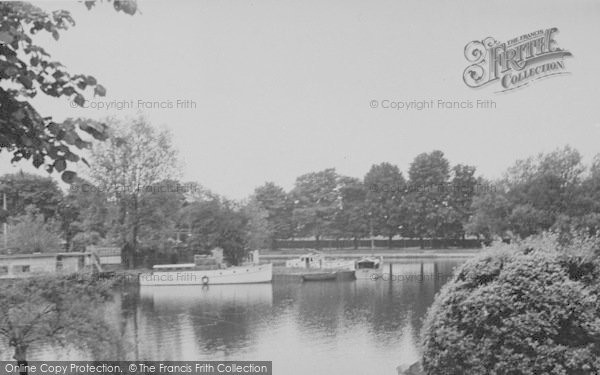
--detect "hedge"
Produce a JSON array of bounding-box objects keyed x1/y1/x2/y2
[{"x1": 420, "y1": 233, "x2": 600, "y2": 375}]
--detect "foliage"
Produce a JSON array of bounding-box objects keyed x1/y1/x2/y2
[
  {"x1": 251, "y1": 182, "x2": 293, "y2": 247},
  {"x1": 0, "y1": 171, "x2": 63, "y2": 221},
  {"x1": 291, "y1": 168, "x2": 339, "y2": 246},
  {"x1": 445, "y1": 165, "x2": 478, "y2": 238},
  {"x1": 421, "y1": 232, "x2": 600, "y2": 375},
  {"x1": 137, "y1": 179, "x2": 186, "y2": 251},
  {"x1": 0, "y1": 275, "x2": 117, "y2": 363},
  {"x1": 331, "y1": 176, "x2": 369, "y2": 246},
  {"x1": 243, "y1": 199, "x2": 273, "y2": 250},
  {"x1": 0, "y1": 1, "x2": 136, "y2": 182},
  {"x1": 405, "y1": 151, "x2": 451, "y2": 243},
  {"x1": 57, "y1": 177, "x2": 112, "y2": 250},
  {"x1": 364, "y1": 163, "x2": 406, "y2": 245},
  {"x1": 185, "y1": 198, "x2": 248, "y2": 265},
  {"x1": 88, "y1": 116, "x2": 178, "y2": 265},
  {"x1": 467, "y1": 146, "x2": 600, "y2": 240},
  {"x1": 6, "y1": 205, "x2": 62, "y2": 253}
]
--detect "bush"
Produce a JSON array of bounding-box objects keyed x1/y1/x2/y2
[{"x1": 421, "y1": 233, "x2": 600, "y2": 375}]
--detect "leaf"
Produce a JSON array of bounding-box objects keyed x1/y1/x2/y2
[
  {"x1": 73, "y1": 94, "x2": 85, "y2": 107},
  {"x1": 52, "y1": 29, "x2": 60, "y2": 41},
  {"x1": 86, "y1": 76, "x2": 97, "y2": 85},
  {"x1": 65, "y1": 152, "x2": 80, "y2": 162},
  {"x1": 0, "y1": 31, "x2": 14, "y2": 44},
  {"x1": 33, "y1": 153, "x2": 45, "y2": 168},
  {"x1": 62, "y1": 86, "x2": 75, "y2": 96},
  {"x1": 94, "y1": 84, "x2": 106, "y2": 97},
  {"x1": 61, "y1": 171, "x2": 77, "y2": 184},
  {"x1": 18, "y1": 75, "x2": 34, "y2": 89},
  {"x1": 54, "y1": 159, "x2": 67, "y2": 172}
]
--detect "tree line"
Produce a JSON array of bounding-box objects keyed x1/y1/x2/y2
[{"x1": 1, "y1": 117, "x2": 599, "y2": 265}]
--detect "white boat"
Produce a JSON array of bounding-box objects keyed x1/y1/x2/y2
[
  {"x1": 139, "y1": 263, "x2": 273, "y2": 286},
  {"x1": 285, "y1": 252, "x2": 355, "y2": 271},
  {"x1": 355, "y1": 256, "x2": 384, "y2": 279}
]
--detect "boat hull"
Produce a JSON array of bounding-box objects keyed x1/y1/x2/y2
[
  {"x1": 302, "y1": 272, "x2": 337, "y2": 281},
  {"x1": 139, "y1": 263, "x2": 273, "y2": 286}
]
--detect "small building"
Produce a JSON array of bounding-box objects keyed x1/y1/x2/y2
[{"x1": 0, "y1": 252, "x2": 101, "y2": 279}]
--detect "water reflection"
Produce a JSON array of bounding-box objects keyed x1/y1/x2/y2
[
  {"x1": 116, "y1": 259, "x2": 464, "y2": 375},
  {"x1": 0, "y1": 259, "x2": 463, "y2": 373}
]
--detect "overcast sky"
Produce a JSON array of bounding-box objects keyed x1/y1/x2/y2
[{"x1": 3, "y1": 0, "x2": 600, "y2": 199}]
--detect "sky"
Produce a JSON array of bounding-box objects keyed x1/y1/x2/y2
[{"x1": 3, "y1": 0, "x2": 600, "y2": 199}]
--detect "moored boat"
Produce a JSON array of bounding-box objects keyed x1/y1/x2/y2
[
  {"x1": 285, "y1": 251, "x2": 355, "y2": 271},
  {"x1": 139, "y1": 248, "x2": 272, "y2": 286},
  {"x1": 302, "y1": 271, "x2": 338, "y2": 282},
  {"x1": 139, "y1": 263, "x2": 272, "y2": 286},
  {"x1": 355, "y1": 256, "x2": 384, "y2": 279}
]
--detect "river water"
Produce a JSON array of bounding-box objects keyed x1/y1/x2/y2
[
  {"x1": 118, "y1": 259, "x2": 464, "y2": 375},
  {"x1": 9, "y1": 259, "x2": 465, "y2": 375}
]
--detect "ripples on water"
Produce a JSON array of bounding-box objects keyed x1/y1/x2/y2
[{"x1": 7, "y1": 259, "x2": 464, "y2": 375}]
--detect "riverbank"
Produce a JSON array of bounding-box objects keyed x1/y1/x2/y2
[{"x1": 260, "y1": 247, "x2": 479, "y2": 261}]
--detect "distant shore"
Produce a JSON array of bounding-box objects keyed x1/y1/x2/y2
[{"x1": 260, "y1": 247, "x2": 479, "y2": 261}]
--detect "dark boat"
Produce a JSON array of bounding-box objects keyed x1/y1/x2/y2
[{"x1": 302, "y1": 272, "x2": 337, "y2": 281}]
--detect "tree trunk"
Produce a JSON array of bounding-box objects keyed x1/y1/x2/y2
[
  {"x1": 388, "y1": 234, "x2": 393, "y2": 249},
  {"x1": 315, "y1": 235, "x2": 320, "y2": 250},
  {"x1": 131, "y1": 194, "x2": 139, "y2": 268},
  {"x1": 353, "y1": 237, "x2": 358, "y2": 250},
  {"x1": 419, "y1": 237, "x2": 424, "y2": 249},
  {"x1": 13, "y1": 343, "x2": 28, "y2": 375}
]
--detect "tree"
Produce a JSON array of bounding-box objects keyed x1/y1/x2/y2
[
  {"x1": 332, "y1": 177, "x2": 369, "y2": 249},
  {"x1": 364, "y1": 163, "x2": 406, "y2": 248},
  {"x1": 0, "y1": 276, "x2": 118, "y2": 372},
  {"x1": 186, "y1": 198, "x2": 248, "y2": 265},
  {"x1": 137, "y1": 179, "x2": 186, "y2": 252},
  {"x1": 57, "y1": 177, "x2": 112, "y2": 251},
  {"x1": 290, "y1": 169, "x2": 339, "y2": 249},
  {"x1": 88, "y1": 116, "x2": 178, "y2": 267},
  {"x1": 405, "y1": 151, "x2": 451, "y2": 247},
  {"x1": 252, "y1": 182, "x2": 293, "y2": 248},
  {"x1": 6, "y1": 205, "x2": 62, "y2": 254},
  {"x1": 502, "y1": 146, "x2": 585, "y2": 238},
  {"x1": 0, "y1": 172, "x2": 63, "y2": 221},
  {"x1": 0, "y1": 2, "x2": 137, "y2": 183},
  {"x1": 243, "y1": 199, "x2": 273, "y2": 250},
  {"x1": 465, "y1": 183, "x2": 511, "y2": 241},
  {"x1": 445, "y1": 165, "x2": 478, "y2": 240}
]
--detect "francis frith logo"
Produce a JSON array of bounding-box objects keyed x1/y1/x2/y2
[{"x1": 463, "y1": 28, "x2": 572, "y2": 92}]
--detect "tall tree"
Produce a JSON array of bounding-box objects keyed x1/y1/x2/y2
[
  {"x1": 445, "y1": 165, "x2": 478, "y2": 239},
  {"x1": 364, "y1": 163, "x2": 406, "y2": 248},
  {"x1": 186, "y1": 198, "x2": 248, "y2": 265},
  {"x1": 88, "y1": 116, "x2": 178, "y2": 267},
  {"x1": 136, "y1": 179, "x2": 187, "y2": 252},
  {"x1": 252, "y1": 182, "x2": 293, "y2": 248},
  {"x1": 405, "y1": 151, "x2": 451, "y2": 247},
  {"x1": 332, "y1": 176, "x2": 369, "y2": 248},
  {"x1": 465, "y1": 182, "x2": 511, "y2": 241},
  {"x1": 57, "y1": 177, "x2": 112, "y2": 251},
  {"x1": 291, "y1": 169, "x2": 339, "y2": 249},
  {"x1": 503, "y1": 146, "x2": 584, "y2": 237}
]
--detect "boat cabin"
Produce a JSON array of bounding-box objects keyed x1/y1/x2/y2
[{"x1": 356, "y1": 257, "x2": 382, "y2": 270}]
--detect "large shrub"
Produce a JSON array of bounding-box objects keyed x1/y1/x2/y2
[{"x1": 421, "y1": 233, "x2": 600, "y2": 375}]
